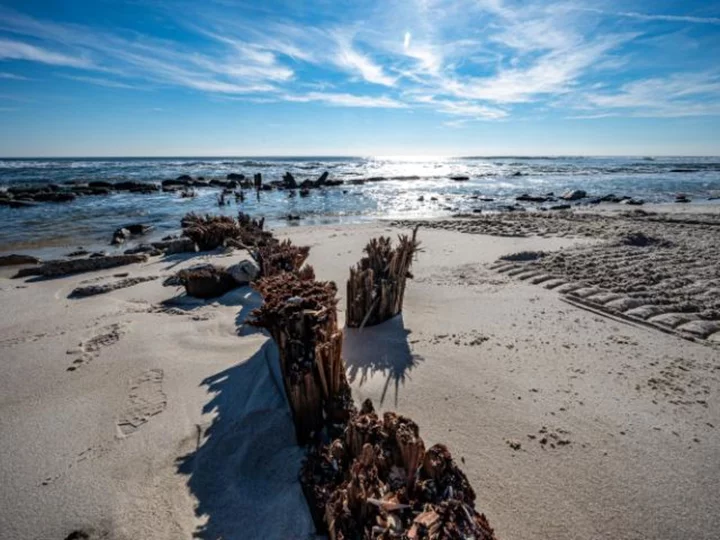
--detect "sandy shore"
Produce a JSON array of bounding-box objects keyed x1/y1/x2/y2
[{"x1": 1, "y1": 208, "x2": 719, "y2": 539}]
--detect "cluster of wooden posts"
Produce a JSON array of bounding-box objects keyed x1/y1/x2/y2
[{"x1": 179, "y1": 212, "x2": 496, "y2": 538}]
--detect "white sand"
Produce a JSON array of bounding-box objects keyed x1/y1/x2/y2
[{"x1": 1, "y1": 220, "x2": 719, "y2": 539}]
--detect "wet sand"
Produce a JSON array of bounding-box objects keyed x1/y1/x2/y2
[{"x1": 0, "y1": 207, "x2": 718, "y2": 539}]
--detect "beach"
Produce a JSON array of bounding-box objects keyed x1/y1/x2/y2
[{"x1": 1, "y1": 206, "x2": 719, "y2": 539}]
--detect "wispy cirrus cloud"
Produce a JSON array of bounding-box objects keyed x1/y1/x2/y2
[
  {"x1": 60, "y1": 74, "x2": 136, "y2": 89},
  {"x1": 577, "y1": 8, "x2": 720, "y2": 26},
  {"x1": 283, "y1": 91, "x2": 406, "y2": 108},
  {"x1": 0, "y1": 37, "x2": 93, "y2": 68},
  {"x1": 0, "y1": 71, "x2": 29, "y2": 80},
  {"x1": 0, "y1": 1, "x2": 719, "y2": 122}
]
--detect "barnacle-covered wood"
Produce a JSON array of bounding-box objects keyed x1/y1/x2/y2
[
  {"x1": 177, "y1": 264, "x2": 237, "y2": 299},
  {"x1": 181, "y1": 212, "x2": 274, "y2": 251},
  {"x1": 301, "y1": 399, "x2": 496, "y2": 540},
  {"x1": 255, "y1": 238, "x2": 311, "y2": 277},
  {"x1": 181, "y1": 213, "x2": 242, "y2": 251},
  {"x1": 250, "y1": 272, "x2": 349, "y2": 444},
  {"x1": 346, "y1": 227, "x2": 421, "y2": 328}
]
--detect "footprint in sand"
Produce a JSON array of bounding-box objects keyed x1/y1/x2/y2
[
  {"x1": 66, "y1": 323, "x2": 127, "y2": 372},
  {"x1": 116, "y1": 369, "x2": 167, "y2": 436}
]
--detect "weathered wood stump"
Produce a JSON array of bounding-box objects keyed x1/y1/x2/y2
[
  {"x1": 346, "y1": 227, "x2": 421, "y2": 328},
  {"x1": 250, "y1": 272, "x2": 348, "y2": 445},
  {"x1": 301, "y1": 399, "x2": 497, "y2": 539},
  {"x1": 254, "y1": 239, "x2": 311, "y2": 277}
]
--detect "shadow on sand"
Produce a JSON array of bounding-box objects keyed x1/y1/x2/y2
[
  {"x1": 175, "y1": 340, "x2": 314, "y2": 539},
  {"x1": 343, "y1": 314, "x2": 423, "y2": 407},
  {"x1": 159, "y1": 285, "x2": 264, "y2": 337}
]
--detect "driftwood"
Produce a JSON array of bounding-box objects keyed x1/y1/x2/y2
[
  {"x1": 346, "y1": 227, "x2": 421, "y2": 328},
  {"x1": 301, "y1": 399, "x2": 496, "y2": 539},
  {"x1": 250, "y1": 272, "x2": 349, "y2": 444},
  {"x1": 14, "y1": 254, "x2": 148, "y2": 278}
]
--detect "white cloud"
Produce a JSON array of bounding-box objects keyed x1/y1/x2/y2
[
  {"x1": 61, "y1": 74, "x2": 135, "y2": 89},
  {"x1": 0, "y1": 71, "x2": 28, "y2": 80},
  {"x1": 578, "y1": 8, "x2": 720, "y2": 25},
  {"x1": 403, "y1": 31, "x2": 412, "y2": 50},
  {"x1": 0, "y1": 38, "x2": 93, "y2": 68},
  {"x1": 334, "y1": 38, "x2": 396, "y2": 87},
  {"x1": 283, "y1": 91, "x2": 406, "y2": 108}
]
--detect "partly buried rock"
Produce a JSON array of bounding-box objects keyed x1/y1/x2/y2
[
  {"x1": 177, "y1": 264, "x2": 238, "y2": 299},
  {"x1": 151, "y1": 237, "x2": 198, "y2": 255},
  {"x1": 124, "y1": 244, "x2": 163, "y2": 256},
  {"x1": 70, "y1": 275, "x2": 159, "y2": 298},
  {"x1": 226, "y1": 259, "x2": 260, "y2": 285},
  {"x1": 561, "y1": 189, "x2": 587, "y2": 201},
  {"x1": 14, "y1": 254, "x2": 147, "y2": 278},
  {"x1": 0, "y1": 254, "x2": 40, "y2": 266},
  {"x1": 111, "y1": 223, "x2": 153, "y2": 245}
]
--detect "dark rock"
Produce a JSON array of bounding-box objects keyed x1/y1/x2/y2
[
  {"x1": 450, "y1": 176, "x2": 469, "y2": 181},
  {"x1": 69, "y1": 275, "x2": 159, "y2": 298},
  {"x1": 88, "y1": 181, "x2": 114, "y2": 189},
  {"x1": 300, "y1": 188, "x2": 310, "y2": 197},
  {"x1": 418, "y1": 195, "x2": 425, "y2": 202},
  {"x1": 209, "y1": 179, "x2": 231, "y2": 188},
  {"x1": 66, "y1": 249, "x2": 90, "y2": 257},
  {"x1": 549, "y1": 204, "x2": 572, "y2": 211},
  {"x1": 162, "y1": 185, "x2": 184, "y2": 192},
  {"x1": 227, "y1": 173, "x2": 245, "y2": 181},
  {"x1": 325, "y1": 179, "x2": 344, "y2": 187},
  {"x1": 31, "y1": 192, "x2": 76, "y2": 203},
  {"x1": 675, "y1": 194, "x2": 691, "y2": 203},
  {"x1": 472, "y1": 208, "x2": 482, "y2": 213},
  {"x1": 316, "y1": 171, "x2": 329, "y2": 185},
  {"x1": 516, "y1": 194, "x2": 548, "y2": 203},
  {"x1": 561, "y1": 189, "x2": 587, "y2": 201},
  {"x1": 0, "y1": 254, "x2": 40, "y2": 266},
  {"x1": 176, "y1": 175, "x2": 193, "y2": 182},
  {"x1": 111, "y1": 228, "x2": 131, "y2": 245},
  {"x1": 0, "y1": 197, "x2": 37, "y2": 208},
  {"x1": 286, "y1": 214, "x2": 301, "y2": 221},
  {"x1": 621, "y1": 198, "x2": 645, "y2": 206},
  {"x1": 114, "y1": 181, "x2": 159, "y2": 192},
  {"x1": 500, "y1": 251, "x2": 544, "y2": 262},
  {"x1": 162, "y1": 178, "x2": 187, "y2": 188},
  {"x1": 283, "y1": 172, "x2": 298, "y2": 189},
  {"x1": 600, "y1": 194, "x2": 622, "y2": 203},
  {"x1": 670, "y1": 168, "x2": 696, "y2": 173},
  {"x1": 511, "y1": 171, "x2": 523, "y2": 177},
  {"x1": 124, "y1": 223, "x2": 153, "y2": 236},
  {"x1": 348, "y1": 179, "x2": 365, "y2": 185}
]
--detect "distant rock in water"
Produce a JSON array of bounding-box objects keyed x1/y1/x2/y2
[
  {"x1": 561, "y1": 189, "x2": 587, "y2": 201},
  {"x1": 516, "y1": 194, "x2": 548, "y2": 203},
  {"x1": 450, "y1": 176, "x2": 470, "y2": 181}
]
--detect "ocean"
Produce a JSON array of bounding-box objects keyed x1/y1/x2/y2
[{"x1": 1, "y1": 155, "x2": 719, "y2": 254}]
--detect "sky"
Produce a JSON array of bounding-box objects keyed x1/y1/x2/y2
[{"x1": 0, "y1": 0, "x2": 719, "y2": 157}]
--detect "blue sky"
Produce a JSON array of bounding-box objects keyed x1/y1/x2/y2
[{"x1": 0, "y1": 0, "x2": 719, "y2": 157}]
